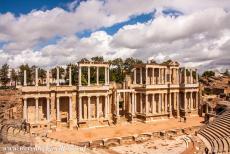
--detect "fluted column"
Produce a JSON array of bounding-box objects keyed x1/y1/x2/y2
[
  {"x1": 46, "y1": 70, "x2": 50, "y2": 87},
  {"x1": 79, "y1": 96, "x2": 82, "y2": 121},
  {"x1": 69, "y1": 67, "x2": 72, "y2": 86},
  {"x1": 35, "y1": 97, "x2": 39, "y2": 123},
  {"x1": 140, "y1": 68, "x2": 143, "y2": 84},
  {"x1": 78, "y1": 66, "x2": 82, "y2": 86},
  {"x1": 145, "y1": 94, "x2": 148, "y2": 114},
  {"x1": 69, "y1": 96, "x2": 72, "y2": 120},
  {"x1": 134, "y1": 68, "x2": 136, "y2": 84},
  {"x1": 96, "y1": 96, "x2": 99, "y2": 118},
  {"x1": 152, "y1": 94, "x2": 155, "y2": 114},
  {"x1": 104, "y1": 95, "x2": 107, "y2": 118},
  {"x1": 23, "y1": 98, "x2": 27, "y2": 121},
  {"x1": 177, "y1": 92, "x2": 180, "y2": 118},
  {"x1": 35, "y1": 68, "x2": 38, "y2": 86},
  {"x1": 169, "y1": 93, "x2": 172, "y2": 117},
  {"x1": 24, "y1": 70, "x2": 27, "y2": 86},
  {"x1": 56, "y1": 97, "x2": 60, "y2": 121},
  {"x1": 88, "y1": 67, "x2": 90, "y2": 86},
  {"x1": 46, "y1": 97, "x2": 50, "y2": 122},
  {"x1": 88, "y1": 96, "x2": 91, "y2": 119},
  {"x1": 56, "y1": 67, "x2": 59, "y2": 86}
]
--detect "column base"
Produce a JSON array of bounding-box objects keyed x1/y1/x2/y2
[
  {"x1": 56, "y1": 120, "x2": 61, "y2": 128},
  {"x1": 68, "y1": 120, "x2": 74, "y2": 129}
]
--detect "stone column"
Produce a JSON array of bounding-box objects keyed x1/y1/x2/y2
[
  {"x1": 23, "y1": 98, "x2": 27, "y2": 121},
  {"x1": 47, "y1": 97, "x2": 50, "y2": 122},
  {"x1": 56, "y1": 67, "x2": 59, "y2": 86},
  {"x1": 184, "y1": 68, "x2": 186, "y2": 84},
  {"x1": 69, "y1": 96, "x2": 72, "y2": 120},
  {"x1": 134, "y1": 68, "x2": 136, "y2": 84},
  {"x1": 46, "y1": 70, "x2": 50, "y2": 87},
  {"x1": 117, "y1": 93, "x2": 120, "y2": 116},
  {"x1": 196, "y1": 92, "x2": 198, "y2": 110},
  {"x1": 88, "y1": 96, "x2": 91, "y2": 119},
  {"x1": 35, "y1": 97, "x2": 39, "y2": 123},
  {"x1": 69, "y1": 67, "x2": 72, "y2": 86},
  {"x1": 152, "y1": 94, "x2": 155, "y2": 114},
  {"x1": 78, "y1": 66, "x2": 82, "y2": 86},
  {"x1": 184, "y1": 92, "x2": 187, "y2": 116},
  {"x1": 145, "y1": 94, "x2": 148, "y2": 114},
  {"x1": 190, "y1": 69, "x2": 193, "y2": 84},
  {"x1": 104, "y1": 67, "x2": 107, "y2": 85},
  {"x1": 56, "y1": 97, "x2": 60, "y2": 121},
  {"x1": 107, "y1": 67, "x2": 110, "y2": 85},
  {"x1": 88, "y1": 67, "x2": 90, "y2": 86},
  {"x1": 164, "y1": 93, "x2": 167, "y2": 113},
  {"x1": 196, "y1": 70, "x2": 198, "y2": 83},
  {"x1": 152, "y1": 68, "x2": 155, "y2": 84},
  {"x1": 190, "y1": 92, "x2": 193, "y2": 109},
  {"x1": 140, "y1": 93, "x2": 143, "y2": 113},
  {"x1": 177, "y1": 92, "x2": 180, "y2": 118},
  {"x1": 145, "y1": 68, "x2": 148, "y2": 84},
  {"x1": 158, "y1": 94, "x2": 161, "y2": 113},
  {"x1": 79, "y1": 96, "x2": 82, "y2": 121},
  {"x1": 35, "y1": 68, "x2": 38, "y2": 86},
  {"x1": 24, "y1": 70, "x2": 27, "y2": 86},
  {"x1": 131, "y1": 93, "x2": 135, "y2": 114},
  {"x1": 107, "y1": 95, "x2": 110, "y2": 116},
  {"x1": 134, "y1": 93, "x2": 137, "y2": 113},
  {"x1": 96, "y1": 67, "x2": 99, "y2": 85},
  {"x1": 140, "y1": 68, "x2": 143, "y2": 84},
  {"x1": 169, "y1": 93, "x2": 172, "y2": 118},
  {"x1": 104, "y1": 95, "x2": 107, "y2": 118},
  {"x1": 96, "y1": 96, "x2": 99, "y2": 118},
  {"x1": 165, "y1": 68, "x2": 167, "y2": 84}
]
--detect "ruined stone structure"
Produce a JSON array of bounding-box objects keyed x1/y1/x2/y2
[{"x1": 19, "y1": 60, "x2": 199, "y2": 129}]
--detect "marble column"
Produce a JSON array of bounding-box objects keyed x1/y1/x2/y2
[
  {"x1": 47, "y1": 98, "x2": 50, "y2": 122},
  {"x1": 164, "y1": 93, "x2": 167, "y2": 113},
  {"x1": 140, "y1": 68, "x2": 143, "y2": 84},
  {"x1": 145, "y1": 94, "x2": 148, "y2": 114},
  {"x1": 79, "y1": 96, "x2": 82, "y2": 121},
  {"x1": 190, "y1": 92, "x2": 193, "y2": 109},
  {"x1": 78, "y1": 66, "x2": 82, "y2": 86},
  {"x1": 23, "y1": 98, "x2": 27, "y2": 121},
  {"x1": 134, "y1": 68, "x2": 136, "y2": 84},
  {"x1": 145, "y1": 68, "x2": 148, "y2": 84},
  {"x1": 152, "y1": 68, "x2": 155, "y2": 84},
  {"x1": 46, "y1": 70, "x2": 50, "y2": 87},
  {"x1": 158, "y1": 94, "x2": 161, "y2": 113},
  {"x1": 35, "y1": 98, "x2": 39, "y2": 123},
  {"x1": 88, "y1": 67, "x2": 90, "y2": 86},
  {"x1": 96, "y1": 96, "x2": 99, "y2": 118},
  {"x1": 184, "y1": 92, "x2": 187, "y2": 116},
  {"x1": 24, "y1": 70, "x2": 27, "y2": 86},
  {"x1": 169, "y1": 93, "x2": 172, "y2": 117},
  {"x1": 177, "y1": 92, "x2": 180, "y2": 118},
  {"x1": 184, "y1": 68, "x2": 186, "y2": 84},
  {"x1": 69, "y1": 67, "x2": 72, "y2": 86},
  {"x1": 96, "y1": 67, "x2": 99, "y2": 85},
  {"x1": 140, "y1": 93, "x2": 143, "y2": 113},
  {"x1": 116, "y1": 93, "x2": 120, "y2": 116},
  {"x1": 131, "y1": 93, "x2": 135, "y2": 114},
  {"x1": 69, "y1": 96, "x2": 72, "y2": 120},
  {"x1": 134, "y1": 93, "x2": 137, "y2": 113},
  {"x1": 104, "y1": 95, "x2": 107, "y2": 118},
  {"x1": 56, "y1": 97, "x2": 60, "y2": 121},
  {"x1": 190, "y1": 69, "x2": 193, "y2": 84},
  {"x1": 88, "y1": 96, "x2": 91, "y2": 119},
  {"x1": 56, "y1": 67, "x2": 59, "y2": 86},
  {"x1": 35, "y1": 68, "x2": 38, "y2": 86},
  {"x1": 152, "y1": 94, "x2": 155, "y2": 114},
  {"x1": 165, "y1": 69, "x2": 167, "y2": 84}
]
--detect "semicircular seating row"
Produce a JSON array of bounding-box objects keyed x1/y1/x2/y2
[{"x1": 198, "y1": 109, "x2": 230, "y2": 153}]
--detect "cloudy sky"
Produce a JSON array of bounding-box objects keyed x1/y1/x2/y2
[{"x1": 0, "y1": 0, "x2": 230, "y2": 72}]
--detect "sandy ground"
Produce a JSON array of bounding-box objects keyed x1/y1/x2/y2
[
  {"x1": 110, "y1": 135, "x2": 188, "y2": 154},
  {"x1": 48, "y1": 116, "x2": 203, "y2": 143}
]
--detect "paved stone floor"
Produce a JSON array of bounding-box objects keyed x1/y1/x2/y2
[{"x1": 48, "y1": 116, "x2": 203, "y2": 143}]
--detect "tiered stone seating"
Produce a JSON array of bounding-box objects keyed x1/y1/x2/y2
[{"x1": 198, "y1": 109, "x2": 230, "y2": 153}]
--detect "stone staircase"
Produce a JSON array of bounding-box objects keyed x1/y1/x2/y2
[{"x1": 198, "y1": 109, "x2": 230, "y2": 153}]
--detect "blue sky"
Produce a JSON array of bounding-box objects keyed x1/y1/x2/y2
[{"x1": 0, "y1": 0, "x2": 229, "y2": 72}]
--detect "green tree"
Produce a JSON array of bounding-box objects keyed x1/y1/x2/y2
[
  {"x1": 109, "y1": 58, "x2": 125, "y2": 83},
  {"x1": 0, "y1": 63, "x2": 10, "y2": 86},
  {"x1": 124, "y1": 57, "x2": 143, "y2": 73},
  {"x1": 91, "y1": 56, "x2": 104, "y2": 62},
  {"x1": 11, "y1": 68, "x2": 18, "y2": 86},
  {"x1": 202, "y1": 71, "x2": 215, "y2": 78},
  {"x1": 38, "y1": 68, "x2": 46, "y2": 85},
  {"x1": 18, "y1": 64, "x2": 32, "y2": 85}
]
